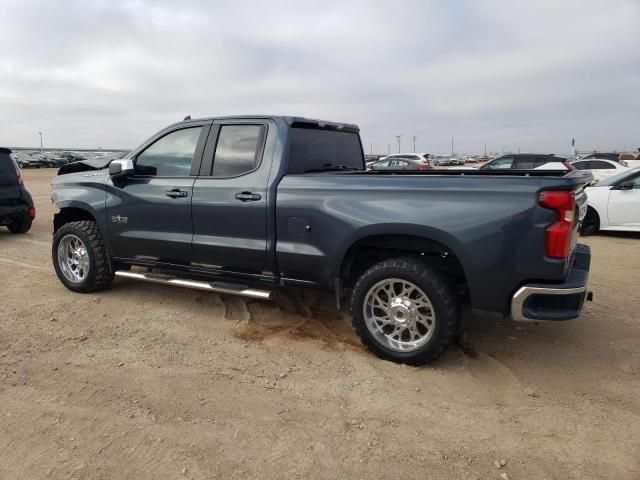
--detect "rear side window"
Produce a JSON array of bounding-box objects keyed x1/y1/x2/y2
[
  {"x1": 288, "y1": 128, "x2": 364, "y2": 174},
  {"x1": 212, "y1": 125, "x2": 263, "y2": 177},
  {"x1": 136, "y1": 127, "x2": 203, "y2": 176},
  {"x1": 590, "y1": 160, "x2": 613, "y2": 169},
  {"x1": 513, "y1": 157, "x2": 536, "y2": 169},
  {"x1": 572, "y1": 161, "x2": 590, "y2": 170}
]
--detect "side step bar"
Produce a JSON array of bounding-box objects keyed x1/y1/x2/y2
[{"x1": 114, "y1": 270, "x2": 272, "y2": 300}]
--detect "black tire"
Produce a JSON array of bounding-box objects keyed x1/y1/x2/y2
[
  {"x1": 52, "y1": 220, "x2": 114, "y2": 293},
  {"x1": 580, "y1": 207, "x2": 599, "y2": 236},
  {"x1": 351, "y1": 257, "x2": 460, "y2": 366},
  {"x1": 7, "y1": 218, "x2": 32, "y2": 234}
]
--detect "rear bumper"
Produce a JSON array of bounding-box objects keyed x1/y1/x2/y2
[
  {"x1": 511, "y1": 244, "x2": 591, "y2": 322},
  {"x1": 0, "y1": 204, "x2": 30, "y2": 223}
]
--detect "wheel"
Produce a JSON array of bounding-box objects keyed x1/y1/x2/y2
[
  {"x1": 351, "y1": 257, "x2": 460, "y2": 366},
  {"x1": 580, "y1": 207, "x2": 599, "y2": 236},
  {"x1": 7, "y1": 218, "x2": 32, "y2": 234},
  {"x1": 52, "y1": 220, "x2": 114, "y2": 293}
]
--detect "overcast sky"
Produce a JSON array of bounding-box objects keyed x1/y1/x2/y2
[{"x1": 0, "y1": 0, "x2": 638, "y2": 154}]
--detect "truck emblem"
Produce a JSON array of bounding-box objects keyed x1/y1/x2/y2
[{"x1": 111, "y1": 215, "x2": 128, "y2": 224}]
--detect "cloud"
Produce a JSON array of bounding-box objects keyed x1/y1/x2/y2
[{"x1": 0, "y1": 0, "x2": 638, "y2": 154}]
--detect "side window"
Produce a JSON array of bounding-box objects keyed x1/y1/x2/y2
[
  {"x1": 632, "y1": 176, "x2": 640, "y2": 188},
  {"x1": 398, "y1": 160, "x2": 409, "y2": 167},
  {"x1": 573, "y1": 161, "x2": 590, "y2": 170},
  {"x1": 513, "y1": 157, "x2": 536, "y2": 169},
  {"x1": 485, "y1": 157, "x2": 514, "y2": 169},
  {"x1": 135, "y1": 127, "x2": 202, "y2": 176},
  {"x1": 212, "y1": 125, "x2": 263, "y2": 177},
  {"x1": 590, "y1": 160, "x2": 612, "y2": 169}
]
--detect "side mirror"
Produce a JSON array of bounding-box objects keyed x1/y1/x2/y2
[
  {"x1": 109, "y1": 159, "x2": 134, "y2": 178},
  {"x1": 616, "y1": 180, "x2": 635, "y2": 191}
]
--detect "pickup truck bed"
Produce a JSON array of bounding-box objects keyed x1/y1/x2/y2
[{"x1": 51, "y1": 115, "x2": 593, "y2": 365}]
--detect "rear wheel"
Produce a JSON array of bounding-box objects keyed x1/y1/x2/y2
[
  {"x1": 351, "y1": 257, "x2": 460, "y2": 365},
  {"x1": 580, "y1": 207, "x2": 599, "y2": 236},
  {"x1": 7, "y1": 218, "x2": 32, "y2": 234},
  {"x1": 52, "y1": 221, "x2": 114, "y2": 293}
]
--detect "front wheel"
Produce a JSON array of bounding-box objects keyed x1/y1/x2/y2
[
  {"x1": 52, "y1": 220, "x2": 114, "y2": 293},
  {"x1": 351, "y1": 257, "x2": 460, "y2": 366}
]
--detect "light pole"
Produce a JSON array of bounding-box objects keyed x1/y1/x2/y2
[
  {"x1": 412, "y1": 136, "x2": 417, "y2": 153},
  {"x1": 396, "y1": 135, "x2": 402, "y2": 153},
  {"x1": 38, "y1": 131, "x2": 43, "y2": 153}
]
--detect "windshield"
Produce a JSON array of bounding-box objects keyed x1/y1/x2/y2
[
  {"x1": 597, "y1": 167, "x2": 640, "y2": 186},
  {"x1": 287, "y1": 128, "x2": 364, "y2": 173}
]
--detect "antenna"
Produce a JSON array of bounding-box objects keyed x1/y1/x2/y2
[{"x1": 183, "y1": 115, "x2": 191, "y2": 121}]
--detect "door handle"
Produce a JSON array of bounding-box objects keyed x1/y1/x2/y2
[
  {"x1": 165, "y1": 189, "x2": 189, "y2": 198},
  {"x1": 235, "y1": 191, "x2": 262, "y2": 202}
]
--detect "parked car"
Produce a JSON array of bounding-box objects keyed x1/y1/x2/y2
[
  {"x1": 379, "y1": 153, "x2": 432, "y2": 165},
  {"x1": 0, "y1": 148, "x2": 36, "y2": 233},
  {"x1": 50, "y1": 115, "x2": 593, "y2": 365},
  {"x1": 17, "y1": 157, "x2": 48, "y2": 169},
  {"x1": 579, "y1": 153, "x2": 622, "y2": 162},
  {"x1": 430, "y1": 155, "x2": 455, "y2": 166},
  {"x1": 581, "y1": 167, "x2": 640, "y2": 234},
  {"x1": 480, "y1": 154, "x2": 573, "y2": 171},
  {"x1": 369, "y1": 157, "x2": 432, "y2": 171},
  {"x1": 570, "y1": 158, "x2": 628, "y2": 183}
]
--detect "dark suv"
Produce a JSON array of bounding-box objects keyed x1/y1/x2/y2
[{"x1": 0, "y1": 148, "x2": 35, "y2": 233}]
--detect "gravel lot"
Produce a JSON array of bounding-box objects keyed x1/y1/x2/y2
[{"x1": 1, "y1": 169, "x2": 639, "y2": 479}]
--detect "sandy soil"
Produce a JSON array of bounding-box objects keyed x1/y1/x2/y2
[{"x1": 1, "y1": 169, "x2": 639, "y2": 480}]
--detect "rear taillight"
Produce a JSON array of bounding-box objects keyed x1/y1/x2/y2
[
  {"x1": 539, "y1": 190, "x2": 575, "y2": 259},
  {"x1": 563, "y1": 162, "x2": 576, "y2": 171},
  {"x1": 28, "y1": 207, "x2": 36, "y2": 218}
]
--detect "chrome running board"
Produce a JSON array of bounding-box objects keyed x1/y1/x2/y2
[{"x1": 114, "y1": 270, "x2": 272, "y2": 300}]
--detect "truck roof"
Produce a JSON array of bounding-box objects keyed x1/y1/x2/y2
[{"x1": 180, "y1": 115, "x2": 360, "y2": 133}]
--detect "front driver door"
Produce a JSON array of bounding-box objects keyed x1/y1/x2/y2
[
  {"x1": 106, "y1": 124, "x2": 209, "y2": 265},
  {"x1": 607, "y1": 174, "x2": 640, "y2": 228}
]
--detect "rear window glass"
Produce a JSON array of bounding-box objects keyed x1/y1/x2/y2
[
  {"x1": 0, "y1": 152, "x2": 19, "y2": 183},
  {"x1": 287, "y1": 128, "x2": 364, "y2": 174}
]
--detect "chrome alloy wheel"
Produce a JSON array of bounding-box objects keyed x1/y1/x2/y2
[
  {"x1": 363, "y1": 278, "x2": 436, "y2": 352},
  {"x1": 57, "y1": 234, "x2": 90, "y2": 283}
]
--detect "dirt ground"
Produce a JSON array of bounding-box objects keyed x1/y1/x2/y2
[{"x1": 1, "y1": 169, "x2": 639, "y2": 480}]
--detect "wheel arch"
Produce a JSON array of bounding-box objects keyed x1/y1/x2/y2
[
  {"x1": 53, "y1": 204, "x2": 98, "y2": 232},
  {"x1": 335, "y1": 225, "x2": 471, "y2": 296}
]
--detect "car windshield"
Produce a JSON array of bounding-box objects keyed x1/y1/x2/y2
[{"x1": 597, "y1": 167, "x2": 640, "y2": 186}]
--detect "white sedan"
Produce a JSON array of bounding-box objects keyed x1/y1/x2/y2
[
  {"x1": 571, "y1": 158, "x2": 628, "y2": 183},
  {"x1": 581, "y1": 168, "x2": 640, "y2": 234}
]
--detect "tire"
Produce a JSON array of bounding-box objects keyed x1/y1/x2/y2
[
  {"x1": 7, "y1": 218, "x2": 32, "y2": 234},
  {"x1": 580, "y1": 207, "x2": 599, "y2": 236},
  {"x1": 351, "y1": 257, "x2": 460, "y2": 366},
  {"x1": 52, "y1": 220, "x2": 114, "y2": 293}
]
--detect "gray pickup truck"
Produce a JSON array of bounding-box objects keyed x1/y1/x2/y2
[{"x1": 51, "y1": 116, "x2": 593, "y2": 365}]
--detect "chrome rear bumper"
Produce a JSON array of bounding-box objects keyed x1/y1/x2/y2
[{"x1": 511, "y1": 244, "x2": 591, "y2": 322}]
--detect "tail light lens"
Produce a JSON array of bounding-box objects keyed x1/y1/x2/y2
[
  {"x1": 539, "y1": 191, "x2": 575, "y2": 259},
  {"x1": 28, "y1": 207, "x2": 36, "y2": 218},
  {"x1": 563, "y1": 162, "x2": 576, "y2": 171}
]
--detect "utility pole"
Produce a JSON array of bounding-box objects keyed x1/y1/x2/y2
[
  {"x1": 484, "y1": 144, "x2": 487, "y2": 156},
  {"x1": 387, "y1": 142, "x2": 391, "y2": 154},
  {"x1": 370, "y1": 143, "x2": 373, "y2": 155},
  {"x1": 396, "y1": 135, "x2": 402, "y2": 153},
  {"x1": 450, "y1": 136, "x2": 454, "y2": 155},
  {"x1": 412, "y1": 136, "x2": 417, "y2": 152},
  {"x1": 38, "y1": 132, "x2": 43, "y2": 153}
]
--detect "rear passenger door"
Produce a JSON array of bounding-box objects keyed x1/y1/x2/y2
[{"x1": 191, "y1": 119, "x2": 270, "y2": 274}]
